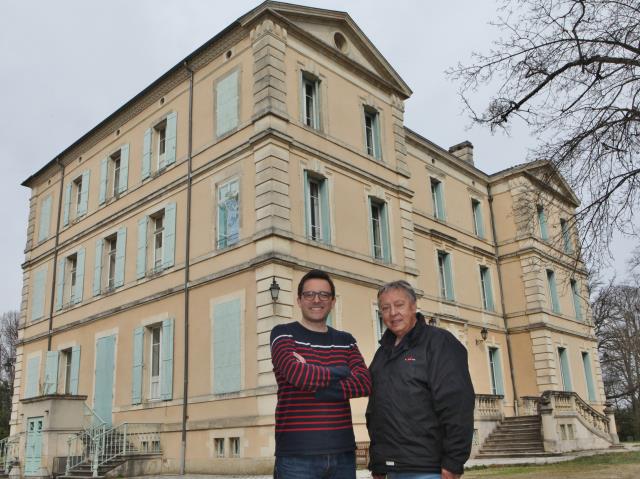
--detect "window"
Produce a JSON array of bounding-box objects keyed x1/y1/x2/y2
[
  {"x1": 132, "y1": 319, "x2": 174, "y2": 404},
  {"x1": 31, "y1": 267, "x2": 47, "y2": 322},
  {"x1": 43, "y1": 347, "x2": 80, "y2": 396},
  {"x1": 537, "y1": 205, "x2": 549, "y2": 240},
  {"x1": 364, "y1": 106, "x2": 381, "y2": 160},
  {"x1": 57, "y1": 349, "x2": 72, "y2": 394},
  {"x1": 431, "y1": 178, "x2": 446, "y2": 221},
  {"x1": 216, "y1": 70, "x2": 239, "y2": 137},
  {"x1": 571, "y1": 279, "x2": 583, "y2": 320},
  {"x1": 214, "y1": 438, "x2": 225, "y2": 458},
  {"x1": 581, "y1": 351, "x2": 596, "y2": 402},
  {"x1": 25, "y1": 356, "x2": 41, "y2": 399},
  {"x1": 217, "y1": 178, "x2": 240, "y2": 249},
  {"x1": 558, "y1": 347, "x2": 572, "y2": 391},
  {"x1": 304, "y1": 172, "x2": 330, "y2": 243},
  {"x1": 136, "y1": 203, "x2": 176, "y2": 278},
  {"x1": 99, "y1": 146, "x2": 130, "y2": 206},
  {"x1": 479, "y1": 266, "x2": 495, "y2": 311},
  {"x1": 302, "y1": 73, "x2": 320, "y2": 129},
  {"x1": 472, "y1": 199, "x2": 484, "y2": 237},
  {"x1": 488, "y1": 347, "x2": 504, "y2": 395},
  {"x1": 63, "y1": 170, "x2": 90, "y2": 226},
  {"x1": 437, "y1": 250, "x2": 455, "y2": 301},
  {"x1": 546, "y1": 269, "x2": 561, "y2": 314},
  {"x1": 213, "y1": 298, "x2": 242, "y2": 394},
  {"x1": 142, "y1": 113, "x2": 177, "y2": 180},
  {"x1": 150, "y1": 325, "x2": 161, "y2": 400},
  {"x1": 560, "y1": 218, "x2": 573, "y2": 253},
  {"x1": 56, "y1": 249, "x2": 85, "y2": 310},
  {"x1": 374, "y1": 308, "x2": 386, "y2": 341},
  {"x1": 38, "y1": 195, "x2": 52, "y2": 242},
  {"x1": 93, "y1": 228, "x2": 126, "y2": 295},
  {"x1": 369, "y1": 197, "x2": 390, "y2": 262},
  {"x1": 230, "y1": 437, "x2": 240, "y2": 458}
]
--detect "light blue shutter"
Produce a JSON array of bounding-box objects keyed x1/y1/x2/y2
[
  {"x1": 132, "y1": 326, "x2": 143, "y2": 404},
  {"x1": 93, "y1": 239, "x2": 103, "y2": 296},
  {"x1": 559, "y1": 348, "x2": 572, "y2": 391},
  {"x1": 142, "y1": 129, "x2": 152, "y2": 180},
  {"x1": 538, "y1": 207, "x2": 549, "y2": 240},
  {"x1": 161, "y1": 318, "x2": 174, "y2": 400},
  {"x1": 63, "y1": 183, "x2": 72, "y2": 226},
  {"x1": 74, "y1": 247, "x2": 85, "y2": 304},
  {"x1": 163, "y1": 203, "x2": 176, "y2": 268},
  {"x1": 213, "y1": 298, "x2": 242, "y2": 394},
  {"x1": 25, "y1": 357, "x2": 40, "y2": 398},
  {"x1": 572, "y1": 281, "x2": 583, "y2": 320},
  {"x1": 474, "y1": 201, "x2": 485, "y2": 238},
  {"x1": 367, "y1": 197, "x2": 375, "y2": 257},
  {"x1": 320, "y1": 178, "x2": 331, "y2": 244},
  {"x1": 136, "y1": 217, "x2": 148, "y2": 279},
  {"x1": 119, "y1": 144, "x2": 129, "y2": 193},
  {"x1": 38, "y1": 196, "x2": 52, "y2": 242},
  {"x1": 44, "y1": 351, "x2": 59, "y2": 395},
  {"x1": 492, "y1": 348, "x2": 505, "y2": 396},
  {"x1": 484, "y1": 268, "x2": 495, "y2": 311},
  {"x1": 216, "y1": 71, "x2": 239, "y2": 137},
  {"x1": 165, "y1": 113, "x2": 177, "y2": 166},
  {"x1": 303, "y1": 171, "x2": 310, "y2": 238},
  {"x1": 70, "y1": 346, "x2": 81, "y2": 395},
  {"x1": 373, "y1": 113, "x2": 382, "y2": 160},
  {"x1": 31, "y1": 267, "x2": 47, "y2": 321},
  {"x1": 548, "y1": 271, "x2": 561, "y2": 313},
  {"x1": 226, "y1": 183, "x2": 239, "y2": 246},
  {"x1": 381, "y1": 202, "x2": 391, "y2": 263},
  {"x1": 99, "y1": 158, "x2": 108, "y2": 205},
  {"x1": 217, "y1": 186, "x2": 227, "y2": 249},
  {"x1": 78, "y1": 170, "x2": 90, "y2": 216},
  {"x1": 115, "y1": 227, "x2": 126, "y2": 287},
  {"x1": 444, "y1": 253, "x2": 455, "y2": 300},
  {"x1": 55, "y1": 258, "x2": 65, "y2": 311},
  {"x1": 436, "y1": 182, "x2": 446, "y2": 220},
  {"x1": 582, "y1": 352, "x2": 596, "y2": 401}
]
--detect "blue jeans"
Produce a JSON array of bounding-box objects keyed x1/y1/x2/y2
[
  {"x1": 274, "y1": 451, "x2": 356, "y2": 479},
  {"x1": 387, "y1": 473, "x2": 441, "y2": 479}
]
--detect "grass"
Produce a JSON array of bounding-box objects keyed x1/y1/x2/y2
[{"x1": 465, "y1": 451, "x2": 640, "y2": 477}]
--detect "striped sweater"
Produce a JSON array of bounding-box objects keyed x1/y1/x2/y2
[{"x1": 270, "y1": 321, "x2": 372, "y2": 456}]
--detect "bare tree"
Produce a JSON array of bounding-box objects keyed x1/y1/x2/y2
[
  {"x1": 448, "y1": 0, "x2": 640, "y2": 269},
  {"x1": 0, "y1": 311, "x2": 19, "y2": 438},
  {"x1": 592, "y1": 280, "x2": 640, "y2": 439}
]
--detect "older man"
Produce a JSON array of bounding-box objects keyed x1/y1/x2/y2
[{"x1": 366, "y1": 280, "x2": 475, "y2": 479}]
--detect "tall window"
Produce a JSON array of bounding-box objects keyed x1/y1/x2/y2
[
  {"x1": 560, "y1": 218, "x2": 573, "y2": 253},
  {"x1": 304, "y1": 173, "x2": 330, "y2": 243},
  {"x1": 74, "y1": 176, "x2": 83, "y2": 217},
  {"x1": 150, "y1": 326, "x2": 161, "y2": 400},
  {"x1": 431, "y1": 178, "x2": 445, "y2": 220},
  {"x1": 488, "y1": 347, "x2": 504, "y2": 395},
  {"x1": 111, "y1": 151, "x2": 121, "y2": 197},
  {"x1": 214, "y1": 438, "x2": 225, "y2": 458},
  {"x1": 142, "y1": 113, "x2": 177, "y2": 180},
  {"x1": 153, "y1": 213, "x2": 164, "y2": 271},
  {"x1": 437, "y1": 250, "x2": 455, "y2": 301},
  {"x1": 364, "y1": 106, "x2": 381, "y2": 160},
  {"x1": 136, "y1": 204, "x2": 176, "y2": 279},
  {"x1": 472, "y1": 199, "x2": 484, "y2": 237},
  {"x1": 546, "y1": 269, "x2": 561, "y2": 313},
  {"x1": 302, "y1": 73, "x2": 320, "y2": 129},
  {"x1": 374, "y1": 308, "x2": 386, "y2": 341},
  {"x1": 581, "y1": 352, "x2": 596, "y2": 401},
  {"x1": 61, "y1": 349, "x2": 73, "y2": 394},
  {"x1": 156, "y1": 121, "x2": 167, "y2": 167},
  {"x1": 230, "y1": 437, "x2": 241, "y2": 458},
  {"x1": 63, "y1": 170, "x2": 90, "y2": 226},
  {"x1": 99, "y1": 146, "x2": 129, "y2": 205},
  {"x1": 68, "y1": 254, "x2": 78, "y2": 304},
  {"x1": 56, "y1": 249, "x2": 85, "y2": 310},
  {"x1": 571, "y1": 279, "x2": 583, "y2": 320},
  {"x1": 558, "y1": 347, "x2": 572, "y2": 391},
  {"x1": 479, "y1": 266, "x2": 495, "y2": 311},
  {"x1": 537, "y1": 205, "x2": 549, "y2": 240},
  {"x1": 369, "y1": 198, "x2": 390, "y2": 262},
  {"x1": 217, "y1": 178, "x2": 240, "y2": 249}
]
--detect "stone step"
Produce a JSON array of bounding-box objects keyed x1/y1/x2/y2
[
  {"x1": 475, "y1": 451, "x2": 557, "y2": 458},
  {"x1": 481, "y1": 445, "x2": 545, "y2": 452},
  {"x1": 486, "y1": 433, "x2": 542, "y2": 441}
]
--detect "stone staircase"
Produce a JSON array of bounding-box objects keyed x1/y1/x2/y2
[{"x1": 476, "y1": 415, "x2": 555, "y2": 458}]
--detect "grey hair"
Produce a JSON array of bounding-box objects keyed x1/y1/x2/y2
[{"x1": 377, "y1": 280, "x2": 417, "y2": 304}]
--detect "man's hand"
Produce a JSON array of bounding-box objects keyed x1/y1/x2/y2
[
  {"x1": 442, "y1": 468, "x2": 461, "y2": 479},
  {"x1": 292, "y1": 352, "x2": 306, "y2": 363}
]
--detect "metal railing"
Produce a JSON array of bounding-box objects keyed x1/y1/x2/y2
[{"x1": 0, "y1": 434, "x2": 21, "y2": 474}]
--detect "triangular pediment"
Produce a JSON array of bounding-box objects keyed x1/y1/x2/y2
[{"x1": 239, "y1": 1, "x2": 412, "y2": 98}]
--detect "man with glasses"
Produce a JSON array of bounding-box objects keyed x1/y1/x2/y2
[{"x1": 270, "y1": 269, "x2": 371, "y2": 479}]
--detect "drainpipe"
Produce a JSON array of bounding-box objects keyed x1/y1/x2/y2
[
  {"x1": 179, "y1": 60, "x2": 194, "y2": 476},
  {"x1": 47, "y1": 158, "x2": 65, "y2": 351},
  {"x1": 487, "y1": 184, "x2": 519, "y2": 416}
]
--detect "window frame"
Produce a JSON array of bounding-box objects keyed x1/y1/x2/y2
[
  {"x1": 479, "y1": 265, "x2": 495, "y2": 311},
  {"x1": 437, "y1": 250, "x2": 455, "y2": 301},
  {"x1": 546, "y1": 269, "x2": 561, "y2": 314},
  {"x1": 149, "y1": 325, "x2": 162, "y2": 401},
  {"x1": 217, "y1": 178, "x2": 240, "y2": 249},
  {"x1": 363, "y1": 106, "x2": 382, "y2": 160},
  {"x1": 301, "y1": 72, "x2": 320, "y2": 130},
  {"x1": 560, "y1": 218, "x2": 574, "y2": 253},
  {"x1": 472, "y1": 198, "x2": 484, "y2": 237},
  {"x1": 537, "y1": 204, "x2": 549, "y2": 240},
  {"x1": 151, "y1": 211, "x2": 165, "y2": 273},
  {"x1": 431, "y1": 178, "x2": 446, "y2": 221}
]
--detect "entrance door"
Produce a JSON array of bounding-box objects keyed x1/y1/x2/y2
[
  {"x1": 24, "y1": 417, "x2": 43, "y2": 476},
  {"x1": 94, "y1": 335, "x2": 116, "y2": 426}
]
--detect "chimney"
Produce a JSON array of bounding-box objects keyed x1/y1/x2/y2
[{"x1": 449, "y1": 141, "x2": 474, "y2": 165}]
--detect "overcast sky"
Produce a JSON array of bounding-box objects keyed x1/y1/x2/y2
[{"x1": 0, "y1": 0, "x2": 635, "y2": 312}]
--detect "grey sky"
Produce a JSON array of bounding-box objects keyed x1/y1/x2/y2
[{"x1": 0, "y1": 0, "x2": 634, "y2": 312}]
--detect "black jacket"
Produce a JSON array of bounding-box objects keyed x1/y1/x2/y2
[{"x1": 366, "y1": 316, "x2": 475, "y2": 475}]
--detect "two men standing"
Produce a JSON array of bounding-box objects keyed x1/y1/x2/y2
[{"x1": 270, "y1": 271, "x2": 475, "y2": 479}]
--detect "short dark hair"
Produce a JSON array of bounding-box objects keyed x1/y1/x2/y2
[
  {"x1": 298, "y1": 269, "x2": 336, "y2": 298},
  {"x1": 377, "y1": 280, "x2": 417, "y2": 304}
]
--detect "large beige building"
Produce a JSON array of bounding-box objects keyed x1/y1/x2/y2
[{"x1": 4, "y1": 2, "x2": 618, "y2": 477}]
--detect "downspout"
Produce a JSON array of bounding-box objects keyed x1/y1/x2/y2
[
  {"x1": 487, "y1": 184, "x2": 519, "y2": 416},
  {"x1": 47, "y1": 158, "x2": 65, "y2": 351},
  {"x1": 179, "y1": 61, "x2": 194, "y2": 476}
]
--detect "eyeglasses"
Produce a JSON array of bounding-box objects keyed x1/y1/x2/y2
[{"x1": 301, "y1": 291, "x2": 333, "y2": 301}]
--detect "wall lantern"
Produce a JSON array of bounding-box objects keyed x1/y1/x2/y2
[
  {"x1": 269, "y1": 276, "x2": 281, "y2": 302},
  {"x1": 476, "y1": 326, "x2": 489, "y2": 345}
]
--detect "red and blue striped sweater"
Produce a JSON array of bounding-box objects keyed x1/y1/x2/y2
[{"x1": 270, "y1": 321, "x2": 372, "y2": 456}]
